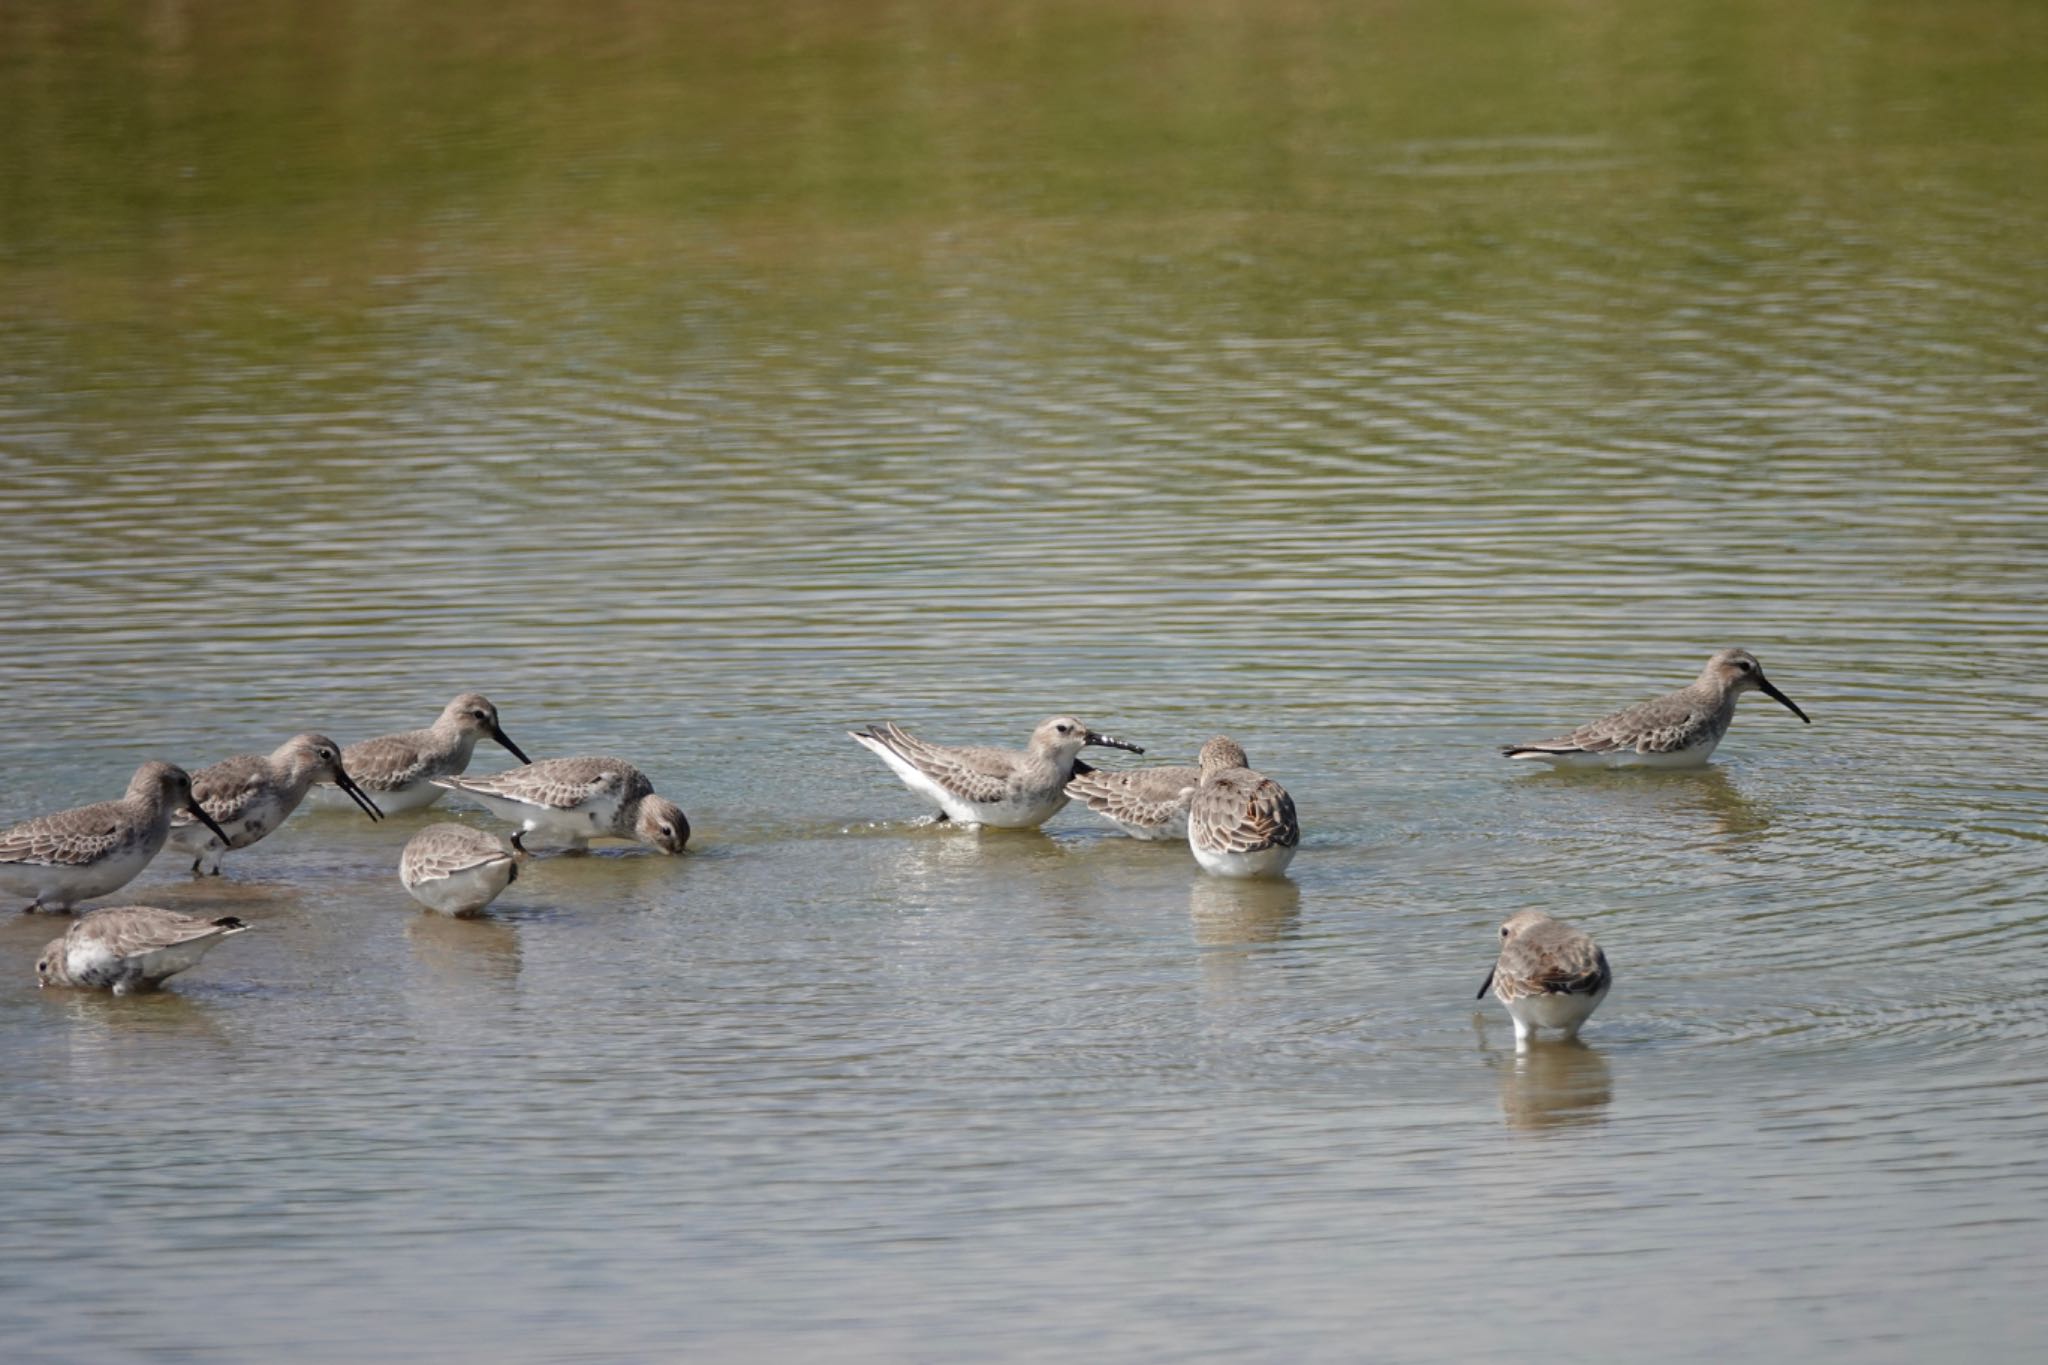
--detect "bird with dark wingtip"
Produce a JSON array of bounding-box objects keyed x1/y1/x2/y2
[
  {"x1": 431, "y1": 756, "x2": 687, "y2": 855},
  {"x1": 1503, "y1": 648, "x2": 1808, "y2": 768},
  {"x1": 308, "y1": 692, "x2": 531, "y2": 814},
  {"x1": 38, "y1": 905, "x2": 251, "y2": 994},
  {"x1": 1478, "y1": 910, "x2": 1613, "y2": 1047},
  {"x1": 850, "y1": 715, "x2": 1142, "y2": 828},
  {"x1": 0, "y1": 762, "x2": 231, "y2": 912},
  {"x1": 168, "y1": 732, "x2": 384, "y2": 875}
]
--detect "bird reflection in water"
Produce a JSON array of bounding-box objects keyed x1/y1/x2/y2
[
  {"x1": 1546, "y1": 765, "x2": 1773, "y2": 848},
  {"x1": 405, "y1": 911, "x2": 521, "y2": 991},
  {"x1": 1189, "y1": 875, "x2": 1302, "y2": 948},
  {"x1": 1493, "y1": 1039, "x2": 1613, "y2": 1131},
  {"x1": 1670, "y1": 766, "x2": 1774, "y2": 845}
]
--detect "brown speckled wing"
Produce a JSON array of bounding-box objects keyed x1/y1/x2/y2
[
  {"x1": 186, "y1": 754, "x2": 271, "y2": 825},
  {"x1": 1546, "y1": 690, "x2": 1716, "y2": 755},
  {"x1": 342, "y1": 730, "x2": 439, "y2": 791},
  {"x1": 402, "y1": 826, "x2": 516, "y2": 882},
  {"x1": 867, "y1": 724, "x2": 1018, "y2": 805},
  {"x1": 1494, "y1": 927, "x2": 1611, "y2": 1002},
  {"x1": 0, "y1": 801, "x2": 129, "y2": 867},
  {"x1": 1189, "y1": 770, "x2": 1300, "y2": 854},
  {"x1": 1066, "y1": 765, "x2": 1200, "y2": 831},
  {"x1": 71, "y1": 905, "x2": 237, "y2": 957}
]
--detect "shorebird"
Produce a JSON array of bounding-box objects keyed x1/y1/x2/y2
[
  {"x1": 37, "y1": 905, "x2": 250, "y2": 995},
  {"x1": 1066, "y1": 757, "x2": 1201, "y2": 840},
  {"x1": 430, "y1": 756, "x2": 688, "y2": 854},
  {"x1": 1477, "y1": 910, "x2": 1613, "y2": 1047},
  {"x1": 1502, "y1": 648, "x2": 1809, "y2": 768},
  {"x1": 400, "y1": 823, "x2": 524, "y2": 916},
  {"x1": 0, "y1": 762, "x2": 230, "y2": 913},
  {"x1": 308, "y1": 693, "x2": 531, "y2": 814},
  {"x1": 1187, "y1": 737, "x2": 1299, "y2": 879},
  {"x1": 849, "y1": 716, "x2": 1142, "y2": 828},
  {"x1": 167, "y1": 733, "x2": 384, "y2": 875}
]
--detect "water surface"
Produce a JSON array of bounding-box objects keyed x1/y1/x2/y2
[{"x1": 3, "y1": 1, "x2": 2047, "y2": 1359}]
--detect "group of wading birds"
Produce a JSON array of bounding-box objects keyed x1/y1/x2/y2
[{"x1": 5, "y1": 648, "x2": 1808, "y2": 1047}]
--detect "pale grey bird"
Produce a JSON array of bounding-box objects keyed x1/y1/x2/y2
[
  {"x1": 168, "y1": 732, "x2": 383, "y2": 875},
  {"x1": 400, "y1": 822, "x2": 524, "y2": 916},
  {"x1": 1477, "y1": 910, "x2": 1613, "y2": 1047},
  {"x1": 431, "y1": 756, "x2": 688, "y2": 854},
  {"x1": 0, "y1": 763, "x2": 230, "y2": 913},
  {"x1": 1186, "y1": 737, "x2": 1299, "y2": 879},
  {"x1": 37, "y1": 904, "x2": 250, "y2": 995},
  {"x1": 308, "y1": 693, "x2": 531, "y2": 814},
  {"x1": 1503, "y1": 648, "x2": 1809, "y2": 768},
  {"x1": 849, "y1": 716, "x2": 1142, "y2": 828}
]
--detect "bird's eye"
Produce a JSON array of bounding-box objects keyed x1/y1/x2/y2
[
  {"x1": 1501, "y1": 926, "x2": 1511, "y2": 938},
  {"x1": 1057, "y1": 724, "x2": 1072, "y2": 734},
  {"x1": 1737, "y1": 661, "x2": 1754, "y2": 673}
]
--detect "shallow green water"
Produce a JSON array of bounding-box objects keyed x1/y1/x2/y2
[{"x1": 3, "y1": 2, "x2": 2047, "y2": 1359}]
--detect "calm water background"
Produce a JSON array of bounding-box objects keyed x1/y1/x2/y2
[{"x1": 3, "y1": 1, "x2": 2047, "y2": 1359}]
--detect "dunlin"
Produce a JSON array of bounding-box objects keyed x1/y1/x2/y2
[
  {"x1": 310, "y1": 693, "x2": 531, "y2": 813},
  {"x1": 849, "y1": 716, "x2": 1142, "y2": 829},
  {"x1": 1477, "y1": 910, "x2": 1612, "y2": 1047},
  {"x1": 0, "y1": 763, "x2": 230, "y2": 913},
  {"x1": 400, "y1": 823, "x2": 524, "y2": 916},
  {"x1": 1065, "y1": 759, "x2": 1200, "y2": 840},
  {"x1": 1503, "y1": 648, "x2": 1808, "y2": 768},
  {"x1": 36, "y1": 904, "x2": 249, "y2": 995},
  {"x1": 1187, "y1": 737, "x2": 1299, "y2": 879},
  {"x1": 431, "y1": 756, "x2": 688, "y2": 854},
  {"x1": 168, "y1": 733, "x2": 384, "y2": 875}
]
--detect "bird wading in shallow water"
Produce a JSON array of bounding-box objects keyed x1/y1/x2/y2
[
  {"x1": 0, "y1": 763, "x2": 230, "y2": 913},
  {"x1": 400, "y1": 823, "x2": 525, "y2": 916},
  {"x1": 308, "y1": 693, "x2": 531, "y2": 814},
  {"x1": 1186, "y1": 737, "x2": 1299, "y2": 880},
  {"x1": 37, "y1": 905, "x2": 250, "y2": 995},
  {"x1": 431, "y1": 756, "x2": 687, "y2": 854},
  {"x1": 168, "y1": 732, "x2": 383, "y2": 875},
  {"x1": 1477, "y1": 911, "x2": 1613, "y2": 1047},
  {"x1": 849, "y1": 715, "x2": 1143, "y2": 829},
  {"x1": 1502, "y1": 648, "x2": 1808, "y2": 768}
]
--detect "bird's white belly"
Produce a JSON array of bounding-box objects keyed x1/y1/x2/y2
[
  {"x1": 130, "y1": 937, "x2": 224, "y2": 983},
  {"x1": 1534, "y1": 741, "x2": 1717, "y2": 770},
  {"x1": 1191, "y1": 842, "x2": 1297, "y2": 879},
  {"x1": 869, "y1": 744, "x2": 1065, "y2": 829},
  {"x1": 959, "y1": 789, "x2": 1070, "y2": 829},
  {"x1": 405, "y1": 862, "x2": 516, "y2": 916},
  {"x1": 1506, "y1": 985, "x2": 1609, "y2": 1033},
  {"x1": 2, "y1": 845, "x2": 154, "y2": 907},
  {"x1": 466, "y1": 789, "x2": 622, "y2": 844},
  {"x1": 171, "y1": 794, "x2": 291, "y2": 856}
]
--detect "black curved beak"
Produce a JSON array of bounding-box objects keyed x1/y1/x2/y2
[
  {"x1": 187, "y1": 801, "x2": 231, "y2": 845},
  {"x1": 332, "y1": 765, "x2": 385, "y2": 822},
  {"x1": 491, "y1": 724, "x2": 532, "y2": 765},
  {"x1": 1084, "y1": 731, "x2": 1143, "y2": 754},
  {"x1": 1757, "y1": 674, "x2": 1810, "y2": 724},
  {"x1": 1476, "y1": 968, "x2": 1496, "y2": 1001}
]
